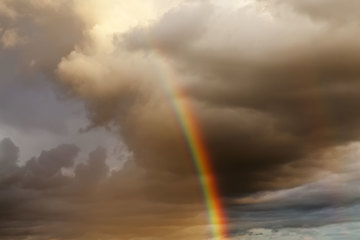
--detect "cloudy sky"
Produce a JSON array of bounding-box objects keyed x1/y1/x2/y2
[{"x1": 1, "y1": 0, "x2": 360, "y2": 239}]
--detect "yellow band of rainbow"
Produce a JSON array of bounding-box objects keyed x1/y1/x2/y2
[{"x1": 151, "y1": 52, "x2": 227, "y2": 239}]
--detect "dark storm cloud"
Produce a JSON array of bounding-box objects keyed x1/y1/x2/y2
[
  {"x1": 226, "y1": 177, "x2": 360, "y2": 236},
  {"x1": 221, "y1": 142, "x2": 360, "y2": 236},
  {"x1": 117, "y1": 0, "x2": 360, "y2": 196},
  {"x1": 0, "y1": 138, "x2": 206, "y2": 239},
  {"x1": 74, "y1": 147, "x2": 109, "y2": 185},
  {"x1": 227, "y1": 204, "x2": 360, "y2": 237},
  {"x1": 0, "y1": 138, "x2": 19, "y2": 184},
  {"x1": 0, "y1": 2, "x2": 207, "y2": 238},
  {"x1": 3, "y1": 0, "x2": 360, "y2": 238},
  {"x1": 0, "y1": 138, "x2": 79, "y2": 238}
]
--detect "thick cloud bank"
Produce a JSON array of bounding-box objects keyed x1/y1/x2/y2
[
  {"x1": 0, "y1": 138, "x2": 206, "y2": 239},
  {"x1": 2, "y1": 0, "x2": 360, "y2": 239}
]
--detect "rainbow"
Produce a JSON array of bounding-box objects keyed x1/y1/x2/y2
[{"x1": 150, "y1": 52, "x2": 227, "y2": 239}]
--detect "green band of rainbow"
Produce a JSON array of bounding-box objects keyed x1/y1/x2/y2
[{"x1": 151, "y1": 53, "x2": 227, "y2": 239}]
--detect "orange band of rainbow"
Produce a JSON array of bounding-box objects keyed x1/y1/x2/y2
[{"x1": 151, "y1": 52, "x2": 227, "y2": 239}]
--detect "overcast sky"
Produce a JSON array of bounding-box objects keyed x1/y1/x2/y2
[{"x1": 2, "y1": 0, "x2": 360, "y2": 239}]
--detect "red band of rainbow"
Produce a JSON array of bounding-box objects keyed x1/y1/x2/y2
[{"x1": 150, "y1": 52, "x2": 227, "y2": 239}]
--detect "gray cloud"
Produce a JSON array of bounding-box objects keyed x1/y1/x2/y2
[
  {"x1": 114, "y1": 0, "x2": 360, "y2": 196},
  {"x1": 267, "y1": 0, "x2": 360, "y2": 23},
  {"x1": 3, "y1": 0, "x2": 360, "y2": 238},
  {"x1": 0, "y1": 138, "x2": 207, "y2": 239}
]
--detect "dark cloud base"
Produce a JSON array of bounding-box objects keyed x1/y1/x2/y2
[{"x1": 0, "y1": 138, "x2": 207, "y2": 239}]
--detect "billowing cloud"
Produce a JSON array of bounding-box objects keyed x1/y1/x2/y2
[
  {"x1": 0, "y1": 138, "x2": 207, "y2": 239},
  {"x1": 2, "y1": 0, "x2": 360, "y2": 239},
  {"x1": 76, "y1": 0, "x2": 360, "y2": 196}
]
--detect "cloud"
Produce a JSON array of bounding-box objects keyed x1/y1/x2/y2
[
  {"x1": 0, "y1": 0, "x2": 85, "y2": 133},
  {"x1": 223, "y1": 142, "x2": 360, "y2": 236},
  {"x1": 0, "y1": 137, "x2": 208, "y2": 239},
  {"x1": 267, "y1": 0, "x2": 360, "y2": 23},
  {"x1": 4, "y1": 0, "x2": 350, "y2": 203},
  {"x1": 0, "y1": 138, "x2": 19, "y2": 184},
  {"x1": 3, "y1": 0, "x2": 360, "y2": 238},
  {"x1": 231, "y1": 223, "x2": 360, "y2": 240},
  {"x1": 0, "y1": 29, "x2": 23, "y2": 48},
  {"x1": 74, "y1": 146, "x2": 108, "y2": 185},
  {"x1": 118, "y1": 0, "x2": 360, "y2": 196},
  {"x1": 67, "y1": 0, "x2": 359, "y2": 198}
]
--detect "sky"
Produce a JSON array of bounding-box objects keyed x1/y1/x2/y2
[{"x1": 1, "y1": 0, "x2": 360, "y2": 239}]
